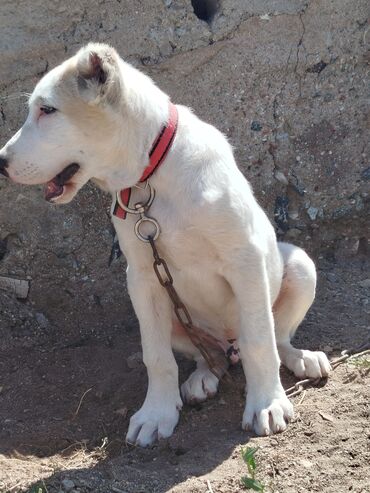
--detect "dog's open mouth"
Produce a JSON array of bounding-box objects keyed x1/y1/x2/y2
[{"x1": 44, "y1": 163, "x2": 80, "y2": 202}]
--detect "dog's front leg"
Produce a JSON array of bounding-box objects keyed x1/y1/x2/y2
[
  {"x1": 126, "y1": 270, "x2": 182, "y2": 447},
  {"x1": 226, "y1": 255, "x2": 293, "y2": 435}
]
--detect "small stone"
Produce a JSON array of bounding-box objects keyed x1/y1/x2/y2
[
  {"x1": 326, "y1": 272, "x2": 337, "y2": 283},
  {"x1": 61, "y1": 479, "x2": 75, "y2": 492},
  {"x1": 276, "y1": 132, "x2": 289, "y2": 141},
  {"x1": 0, "y1": 276, "x2": 29, "y2": 299},
  {"x1": 126, "y1": 352, "x2": 143, "y2": 369},
  {"x1": 307, "y1": 206, "x2": 319, "y2": 221},
  {"x1": 306, "y1": 60, "x2": 328, "y2": 74},
  {"x1": 359, "y1": 279, "x2": 370, "y2": 289},
  {"x1": 36, "y1": 312, "x2": 49, "y2": 328},
  {"x1": 299, "y1": 459, "x2": 313, "y2": 468},
  {"x1": 251, "y1": 121, "x2": 262, "y2": 131},
  {"x1": 274, "y1": 196, "x2": 289, "y2": 232},
  {"x1": 319, "y1": 411, "x2": 334, "y2": 422},
  {"x1": 274, "y1": 170, "x2": 289, "y2": 185},
  {"x1": 361, "y1": 167, "x2": 370, "y2": 181}
]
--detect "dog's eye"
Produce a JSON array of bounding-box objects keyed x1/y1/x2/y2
[{"x1": 40, "y1": 105, "x2": 57, "y2": 115}]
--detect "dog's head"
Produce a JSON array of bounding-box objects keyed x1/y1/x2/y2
[{"x1": 0, "y1": 43, "x2": 126, "y2": 203}]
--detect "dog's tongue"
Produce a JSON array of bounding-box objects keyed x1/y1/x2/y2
[
  {"x1": 44, "y1": 163, "x2": 80, "y2": 202},
  {"x1": 44, "y1": 180, "x2": 64, "y2": 201}
]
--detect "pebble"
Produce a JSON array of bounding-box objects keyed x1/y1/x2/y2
[
  {"x1": 326, "y1": 272, "x2": 337, "y2": 283},
  {"x1": 307, "y1": 206, "x2": 319, "y2": 221},
  {"x1": 274, "y1": 170, "x2": 289, "y2": 185},
  {"x1": 61, "y1": 479, "x2": 75, "y2": 492},
  {"x1": 299, "y1": 459, "x2": 313, "y2": 468},
  {"x1": 361, "y1": 167, "x2": 370, "y2": 181},
  {"x1": 35, "y1": 312, "x2": 49, "y2": 328},
  {"x1": 251, "y1": 121, "x2": 262, "y2": 131},
  {"x1": 359, "y1": 279, "x2": 370, "y2": 289}
]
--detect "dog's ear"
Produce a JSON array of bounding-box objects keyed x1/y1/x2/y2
[{"x1": 76, "y1": 44, "x2": 121, "y2": 105}]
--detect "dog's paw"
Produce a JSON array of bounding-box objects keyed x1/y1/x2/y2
[
  {"x1": 181, "y1": 367, "x2": 219, "y2": 404},
  {"x1": 282, "y1": 349, "x2": 331, "y2": 379},
  {"x1": 242, "y1": 390, "x2": 293, "y2": 436},
  {"x1": 126, "y1": 398, "x2": 182, "y2": 447}
]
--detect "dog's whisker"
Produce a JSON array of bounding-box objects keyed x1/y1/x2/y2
[{"x1": 0, "y1": 93, "x2": 31, "y2": 102}]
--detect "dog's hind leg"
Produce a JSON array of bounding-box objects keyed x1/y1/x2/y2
[
  {"x1": 172, "y1": 325, "x2": 227, "y2": 404},
  {"x1": 274, "y1": 242, "x2": 331, "y2": 378},
  {"x1": 223, "y1": 248, "x2": 293, "y2": 436},
  {"x1": 181, "y1": 357, "x2": 222, "y2": 404}
]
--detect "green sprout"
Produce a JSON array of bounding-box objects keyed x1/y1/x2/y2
[
  {"x1": 348, "y1": 354, "x2": 370, "y2": 369},
  {"x1": 26, "y1": 484, "x2": 46, "y2": 493},
  {"x1": 241, "y1": 447, "x2": 265, "y2": 491}
]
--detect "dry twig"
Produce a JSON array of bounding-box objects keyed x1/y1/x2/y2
[
  {"x1": 72, "y1": 387, "x2": 92, "y2": 420},
  {"x1": 206, "y1": 479, "x2": 215, "y2": 493}
]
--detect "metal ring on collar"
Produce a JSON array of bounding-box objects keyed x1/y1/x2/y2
[
  {"x1": 116, "y1": 181, "x2": 155, "y2": 215},
  {"x1": 135, "y1": 217, "x2": 160, "y2": 243}
]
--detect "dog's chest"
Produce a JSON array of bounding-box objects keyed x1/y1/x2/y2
[
  {"x1": 115, "y1": 211, "x2": 237, "y2": 332},
  {"x1": 156, "y1": 228, "x2": 238, "y2": 333}
]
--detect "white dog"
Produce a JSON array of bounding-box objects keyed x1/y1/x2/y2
[{"x1": 0, "y1": 43, "x2": 331, "y2": 447}]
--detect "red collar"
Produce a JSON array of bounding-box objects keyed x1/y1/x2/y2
[{"x1": 113, "y1": 102, "x2": 178, "y2": 220}]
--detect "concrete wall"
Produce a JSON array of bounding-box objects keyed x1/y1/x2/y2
[{"x1": 0, "y1": 1, "x2": 369, "y2": 325}]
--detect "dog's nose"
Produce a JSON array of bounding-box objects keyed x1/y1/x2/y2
[{"x1": 0, "y1": 156, "x2": 9, "y2": 177}]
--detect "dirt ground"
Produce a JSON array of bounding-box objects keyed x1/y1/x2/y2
[{"x1": 0, "y1": 211, "x2": 369, "y2": 493}]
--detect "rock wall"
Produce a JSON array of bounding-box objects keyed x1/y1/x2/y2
[{"x1": 0, "y1": 0, "x2": 369, "y2": 327}]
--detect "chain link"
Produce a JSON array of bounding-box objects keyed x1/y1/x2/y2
[{"x1": 148, "y1": 237, "x2": 227, "y2": 380}]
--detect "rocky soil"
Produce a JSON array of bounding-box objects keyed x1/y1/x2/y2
[{"x1": 0, "y1": 255, "x2": 369, "y2": 493}]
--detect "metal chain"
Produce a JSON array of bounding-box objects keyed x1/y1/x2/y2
[{"x1": 148, "y1": 236, "x2": 227, "y2": 380}]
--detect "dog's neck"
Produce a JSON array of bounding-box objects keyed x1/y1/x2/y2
[
  {"x1": 95, "y1": 60, "x2": 171, "y2": 195},
  {"x1": 112, "y1": 102, "x2": 178, "y2": 220}
]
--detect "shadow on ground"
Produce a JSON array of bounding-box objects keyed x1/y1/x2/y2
[{"x1": 0, "y1": 255, "x2": 369, "y2": 492}]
